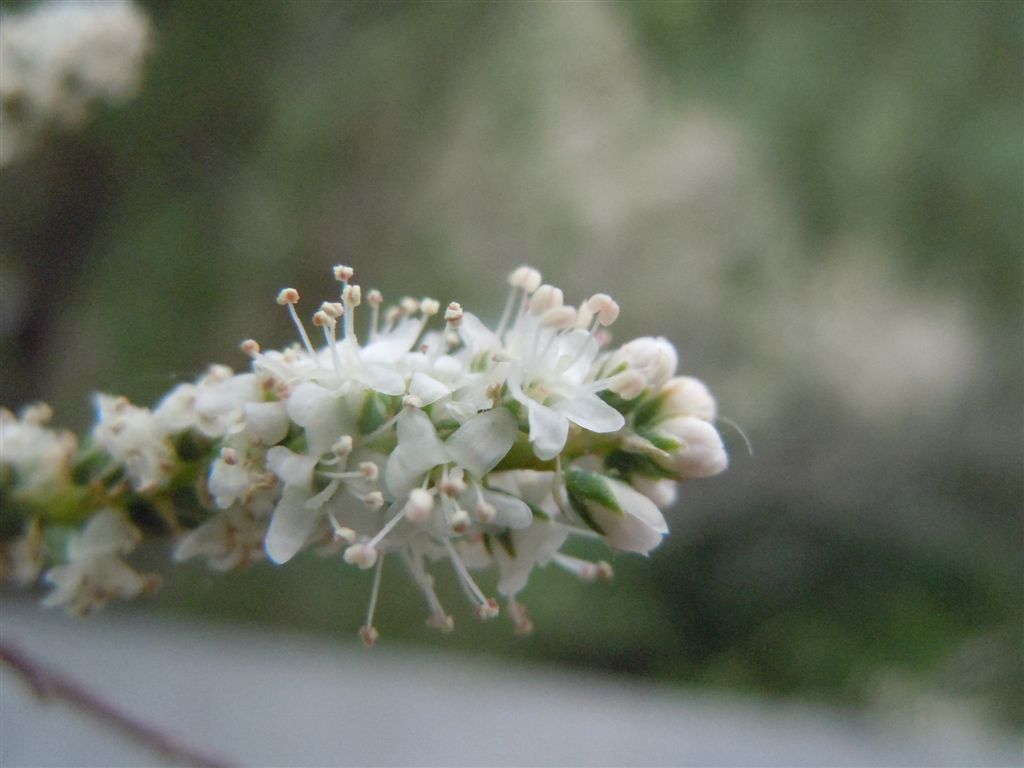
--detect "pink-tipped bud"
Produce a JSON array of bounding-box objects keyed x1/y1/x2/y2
[{"x1": 609, "y1": 370, "x2": 647, "y2": 400}]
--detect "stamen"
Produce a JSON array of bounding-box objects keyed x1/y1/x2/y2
[
  {"x1": 360, "y1": 554, "x2": 385, "y2": 648},
  {"x1": 553, "y1": 552, "x2": 602, "y2": 581},
  {"x1": 400, "y1": 550, "x2": 453, "y2": 633},
  {"x1": 276, "y1": 288, "x2": 317, "y2": 358},
  {"x1": 327, "y1": 512, "x2": 356, "y2": 544},
  {"x1": 367, "y1": 289, "x2": 383, "y2": 341},
  {"x1": 366, "y1": 505, "x2": 406, "y2": 549},
  {"x1": 239, "y1": 339, "x2": 261, "y2": 358},
  {"x1": 508, "y1": 597, "x2": 534, "y2": 636},
  {"x1": 441, "y1": 537, "x2": 498, "y2": 619},
  {"x1": 316, "y1": 312, "x2": 343, "y2": 380},
  {"x1": 342, "y1": 284, "x2": 361, "y2": 345},
  {"x1": 333, "y1": 264, "x2": 354, "y2": 284},
  {"x1": 509, "y1": 266, "x2": 542, "y2": 293}
]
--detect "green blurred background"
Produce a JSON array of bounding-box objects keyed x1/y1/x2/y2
[{"x1": 2, "y1": 0, "x2": 1021, "y2": 737}]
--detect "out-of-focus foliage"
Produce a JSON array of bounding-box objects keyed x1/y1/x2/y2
[{"x1": 1, "y1": 0, "x2": 1020, "y2": 735}]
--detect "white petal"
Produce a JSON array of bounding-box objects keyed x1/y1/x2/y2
[
  {"x1": 409, "y1": 372, "x2": 450, "y2": 405},
  {"x1": 495, "y1": 522, "x2": 570, "y2": 597},
  {"x1": 589, "y1": 478, "x2": 668, "y2": 555},
  {"x1": 481, "y1": 489, "x2": 532, "y2": 529},
  {"x1": 286, "y1": 382, "x2": 349, "y2": 455},
  {"x1": 554, "y1": 393, "x2": 625, "y2": 434},
  {"x1": 266, "y1": 446, "x2": 317, "y2": 490},
  {"x1": 366, "y1": 364, "x2": 407, "y2": 396},
  {"x1": 264, "y1": 486, "x2": 322, "y2": 564},
  {"x1": 384, "y1": 410, "x2": 448, "y2": 496},
  {"x1": 526, "y1": 400, "x2": 569, "y2": 461},
  {"x1": 445, "y1": 408, "x2": 517, "y2": 478},
  {"x1": 458, "y1": 312, "x2": 501, "y2": 353},
  {"x1": 243, "y1": 401, "x2": 289, "y2": 445},
  {"x1": 71, "y1": 510, "x2": 138, "y2": 560}
]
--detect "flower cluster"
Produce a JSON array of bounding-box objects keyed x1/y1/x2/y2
[
  {"x1": 0, "y1": 266, "x2": 728, "y2": 641},
  {"x1": 0, "y1": 0, "x2": 152, "y2": 166}
]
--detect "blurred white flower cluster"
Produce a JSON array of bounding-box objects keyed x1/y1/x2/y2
[
  {"x1": 0, "y1": 266, "x2": 728, "y2": 641},
  {"x1": 0, "y1": 0, "x2": 151, "y2": 166}
]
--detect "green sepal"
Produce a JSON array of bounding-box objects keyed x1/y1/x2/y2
[
  {"x1": 632, "y1": 391, "x2": 668, "y2": 432},
  {"x1": 358, "y1": 391, "x2": 392, "y2": 435},
  {"x1": 598, "y1": 389, "x2": 645, "y2": 415},
  {"x1": 495, "y1": 529, "x2": 517, "y2": 558},
  {"x1": 643, "y1": 432, "x2": 682, "y2": 453},
  {"x1": 604, "y1": 449, "x2": 679, "y2": 480},
  {"x1": 565, "y1": 468, "x2": 621, "y2": 535}
]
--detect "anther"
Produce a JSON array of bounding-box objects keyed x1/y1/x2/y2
[
  {"x1": 399, "y1": 297, "x2": 420, "y2": 315},
  {"x1": 358, "y1": 462, "x2": 379, "y2": 482},
  {"x1": 596, "y1": 561, "x2": 614, "y2": 581},
  {"x1": 474, "y1": 500, "x2": 497, "y2": 524},
  {"x1": 475, "y1": 597, "x2": 500, "y2": 620},
  {"x1": 276, "y1": 288, "x2": 299, "y2": 305},
  {"x1": 359, "y1": 625, "x2": 379, "y2": 648},
  {"x1": 333, "y1": 265, "x2": 354, "y2": 283},
  {"x1": 444, "y1": 301, "x2": 463, "y2": 325},
  {"x1": 367, "y1": 289, "x2": 383, "y2": 306},
  {"x1": 332, "y1": 526, "x2": 357, "y2": 545},
  {"x1": 221, "y1": 447, "x2": 239, "y2": 466},
  {"x1": 420, "y1": 298, "x2": 440, "y2": 317},
  {"x1": 449, "y1": 509, "x2": 471, "y2": 534},
  {"x1": 586, "y1": 293, "x2": 620, "y2": 326},
  {"x1": 541, "y1": 305, "x2": 577, "y2": 330},
  {"x1": 509, "y1": 266, "x2": 542, "y2": 293},
  {"x1": 312, "y1": 310, "x2": 330, "y2": 327},
  {"x1": 343, "y1": 284, "x2": 362, "y2": 307},
  {"x1": 332, "y1": 435, "x2": 354, "y2": 457},
  {"x1": 344, "y1": 543, "x2": 379, "y2": 570},
  {"x1": 440, "y1": 472, "x2": 467, "y2": 497},
  {"x1": 404, "y1": 488, "x2": 434, "y2": 523},
  {"x1": 240, "y1": 339, "x2": 261, "y2": 357},
  {"x1": 529, "y1": 284, "x2": 563, "y2": 315},
  {"x1": 363, "y1": 491, "x2": 385, "y2": 510},
  {"x1": 320, "y1": 301, "x2": 344, "y2": 319},
  {"x1": 402, "y1": 394, "x2": 423, "y2": 409}
]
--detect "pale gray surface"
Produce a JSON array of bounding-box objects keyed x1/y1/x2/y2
[{"x1": 0, "y1": 599, "x2": 1018, "y2": 768}]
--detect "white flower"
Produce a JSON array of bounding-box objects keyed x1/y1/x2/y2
[
  {"x1": 174, "y1": 498, "x2": 272, "y2": 572},
  {"x1": 92, "y1": 394, "x2": 175, "y2": 491},
  {"x1": 0, "y1": 0, "x2": 152, "y2": 166},
  {"x1": 42, "y1": 509, "x2": 157, "y2": 616},
  {"x1": 0, "y1": 404, "x2": 77, "y2": 496}
]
